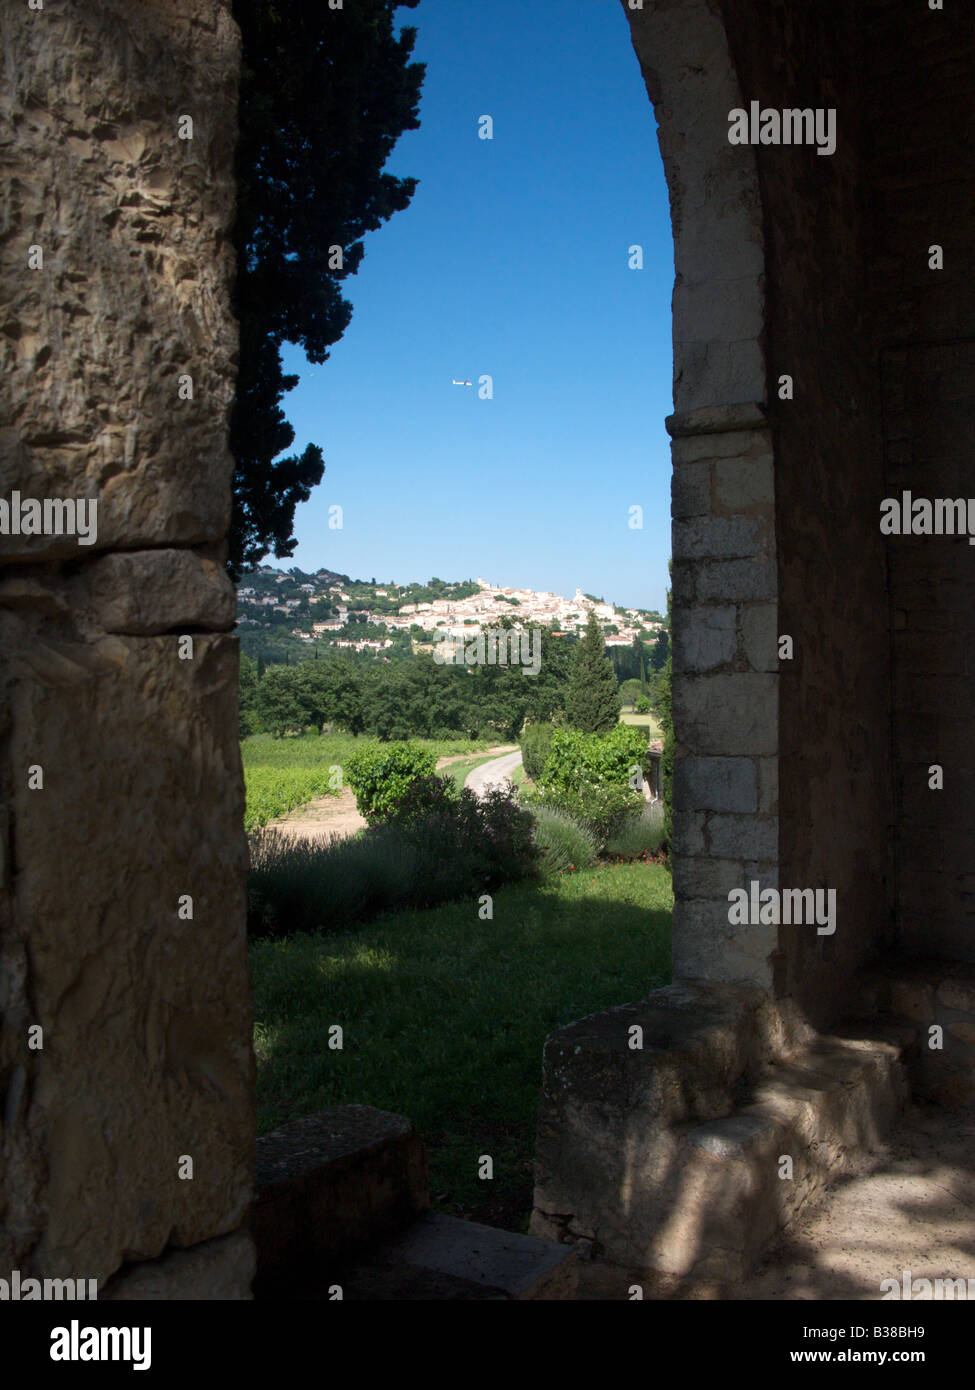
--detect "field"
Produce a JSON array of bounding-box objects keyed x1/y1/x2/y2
[
  {"x1": 251, "y1": 859, "x2": 672, "y2": 1230},
  {"x1": 620, "y1": 709, "x2": 664, "y2": 738},
  {"x1": 242, "y1": 732, "x2": 496, "y2": 831}
]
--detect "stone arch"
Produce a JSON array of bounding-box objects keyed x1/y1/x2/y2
[{"x1": 622, "y1": 0, "x2": 779, "y2": 989}]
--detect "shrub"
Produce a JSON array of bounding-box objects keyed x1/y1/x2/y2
[
  {"x1": 604, "y1": 800, "x2": 666, "y2": 860},
  {"x1": 527, "y1": 723, "x2": 650, "y2": 842},
  {"x1": 530, "y1": 804, "x2": 599, "y2": 878},
  {"x1": 540, "y1": 723, "x2": 650, "y2": 795},
  {"x1": 384, "y1": 772, "x2": 458, "y2": 823},
  {"x1": 635, "y1": 695, "x2": 652, "y2": 714},
  {"x1": 247, "y1": 784, "x2": 539, "y2": 940},
  {"x1": 525, "y1": 781, "x2": 643, "y2": 846},
  {"x1": 519, "y1": 720, "x2": 555, "y2": 783},
  {"x1": 344, "y1": 742, "x2": 438, "y2": 824}
]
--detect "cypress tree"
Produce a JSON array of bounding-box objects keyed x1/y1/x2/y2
[{"x1": 565, "y1": 612, "x2": 621, "y2": 733}]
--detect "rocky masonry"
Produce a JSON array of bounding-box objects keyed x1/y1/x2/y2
[{"x1": 0, "y1": 1, "x2": 254, "y2": 1295}]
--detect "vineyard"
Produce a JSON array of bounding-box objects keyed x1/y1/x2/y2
[{"x1": 241, "y1": 733, "x2": 495, "y2": 832}]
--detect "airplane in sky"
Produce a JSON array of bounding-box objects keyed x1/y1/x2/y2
[{"x1": 451, "y1": 378, "x2": 473, "y2": 386}]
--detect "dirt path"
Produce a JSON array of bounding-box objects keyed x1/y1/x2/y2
[
  {"x1": 262, "y1": 745, "x2": 518, "y2": 844},
  {"x1": 465, "y1": 749, "x2": 523, "y2": 798}
]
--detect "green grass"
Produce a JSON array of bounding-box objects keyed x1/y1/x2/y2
[
  {"x1": 620, "y1": 710, "x2": 663, "y2": 738},
  {"x1": 510, "y1": 761, "x2": 532, "y2": 790},
  {"x1": 241, "y1": 732, "x2": 495, "y2": 831},
  {"x1": 251, "y1": 860, "x2": 672, "y2": 1230}
]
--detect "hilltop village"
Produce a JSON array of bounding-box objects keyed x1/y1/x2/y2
[{"x1": 236, "y1": 566, "x2": 664, "y2": 661}]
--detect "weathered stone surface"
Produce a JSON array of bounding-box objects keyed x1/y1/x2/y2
[
  {"x1": 0, "y1": 1, "x2": 240, "y2": 559},
  {"x1": 674, "y1": 674, "x2": 778, "y2": 755},
  {"x1": 707, "y1": 813, "x2": 778, "y2": 861},
  {"x1": 673, "y1": 605, "x2": 736, "y2": 671},
  {"x1": 251, "y1": 1107, "x2": 429, "y2": 1290},
  {"x1": 0, "y1": 1, "x2": 250, "y2": 1297},
  {"x1": 533, "y1": 984, "x2": 907, "y2": 1280},
  {"x1": 79, "y1": 548, "x2": 237, "y2": 634},
  {"x1": 674, "y1": 756, "x2": 757, "y2": 814},
  {"x1": 101, "y1": 1231, "x2": 255, "y2": 1301},
  {"x1": 0, "y1": 621, "x2": 252, "y2": 1282},
  {"x1": 334, "y1": 1213, "x2": 579, "y2": 1301}
]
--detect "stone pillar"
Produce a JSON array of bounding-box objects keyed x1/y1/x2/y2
[
  {"x1": 669, "y1": 403, "x2": 778, "y2": 985},
  {"x1": 624, "y1": 0, "x2": 776, "y2": 987},
  {"x1": 0, "y1": 1, "x2": 253, "y2": 1296}
]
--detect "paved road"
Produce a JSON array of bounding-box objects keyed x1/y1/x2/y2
[{"x1": 465, "y1": 749, "x2": 523, "y2": 798}]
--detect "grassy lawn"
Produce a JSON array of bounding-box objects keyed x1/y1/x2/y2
[
  {"x1": 510, "y1": 761, "x2": 533, "y2": 792},
  {"x1": 620, "y1": 710, "x2": 663, "y2": 738},
  {"x1": 242, "y1": 732, "x2": 496, "y2": 830},
  {"x1": 251, "y1": 860, "x2": 672, "y2": 1232}
]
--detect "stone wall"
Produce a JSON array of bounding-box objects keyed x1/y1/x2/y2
[
  {"x1": 0, "y1": 1, "x2": 253, "y2": 1293},
  {"x1": 717, "y1": 0, "x2": 894, "y2": 1026},
  {"x1": 865, "y1": 0, "x2": 975, "y2": 965},
  {"x1": 625, "y1": 0, "x2": 779, "y2": 991}
]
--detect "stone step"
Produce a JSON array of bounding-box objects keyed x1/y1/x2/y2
[
  {"x1": 859, "y1": 957, "x2": 975, "y2": 1107},
  {"x1": 318, "y1": 1213, "x2": 580, "y2": 1301},
  {"x1": 654, "y1": 1026, "x2": 910, "y2": 1282},
  {"x1": 250, "y1": 1105, "x2": 429, "y2": 1295}
]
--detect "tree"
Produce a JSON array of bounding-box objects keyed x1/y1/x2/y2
[
  {"x1": 649, "y1": 624, "x2": 670, "y2": 672},
  {"x1": 229, "y1": 1, "x2": 425, "y2": 576},
  {"x1": 254, "y1": 665, "x2": 310, "y2": 737},
  {"x1": 564, "y1": 612, "x2": 621, "y2": 734},
  {"x1": 295, "y1": 658, "x2": 364, "y2": 734},
  {"x1": 238, "y1": 653, "x2": 260, "y2": 736},
  {"x1": 620, "y1": 677, "x2": 642, "y2": 709},
  {"x1": 657, "y1": 561, "x2": 674, "y2": 858}
]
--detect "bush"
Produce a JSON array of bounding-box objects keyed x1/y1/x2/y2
[
  {"x1": 540, "y1": 723, "x2": 650, "y2": 795},
  {"x1": 519, "y1": 721, "x2": 555, "y2": 783},
  {"x1": 604, "y1": 801, "x2": 666, "y2": 860},
  {"x1": 345, "y1": 742, "x2": 438, "y2": 824},
  {"x1": 635, "y1": 695, "x2": 652, "y2": 714},
  {"x1": 526, "y1": 723, "x2": 650, "y2": 842},
  {"x1": 524, "y1": 781, "x2": 643, "y2": 846},
  {"x1": 247, "y1": 784, "x2": 539, "y2": 940},
  {"x1": 530, "y1": 804, "x2": 599, "y2": 878}
]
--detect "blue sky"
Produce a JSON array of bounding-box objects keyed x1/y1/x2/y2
[{"x1": 275, "y1": 0, "x2": 674, "y2": 613}]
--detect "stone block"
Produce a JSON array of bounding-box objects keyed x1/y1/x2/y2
[
  {"x1": 740, "y1": 604, "x2": 779, "y2": 671},
  {"x1": 0, "y1": 1, "x2": 240, "y2": 558},
  {"x1": 250, "y1": 1106, "x2": 429, "y2": 1289},
  {"x1": 673, "y1": 605, "x2": 736, "y2": 671},
  {"x1": 695, "y1": 559, "x2": 776, "y2": 603},
  {"x1": 674, "y1": 674, "x2": 778, "y2": 754},
  {"x1": 712, "y1": 455, "x2": 775, "y2": 513},
  {"x1": 672, "y1": 810, "x2": 709, "y2": 857},
  {"x1": 675, "y1": 756, "x2": 758, "y2": 813},
  {"x1": 79, "y1": 549, "x2": 237, "y2": 635},
  {"x1": 673, "y1": 516, "x2": 765, "y2": 562},
  {"x1": 0, "y1": 623, "x2": 251, "y2": 1283},
  {"x1": 340, "y1": 1213, "x2": 579, "y2": 1301},
  {"x1": 707, "y1": 814, "x2": 778, "y2": 860},
  {"x1": 672, "y1": 461, "x2": 711, "y2": 518},
  {"x1": 100, "y1": 1230, "x2": 255, "y2": 1301},
  {"x1": 673, "y1": 855, "x2": 743, "y2": 899}
]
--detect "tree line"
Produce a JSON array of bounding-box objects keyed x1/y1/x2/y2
[{"x1": 241, "y1": 614, "x2": 664, "y2": 742}]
